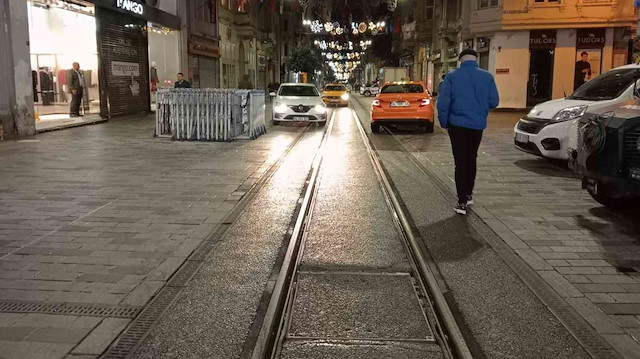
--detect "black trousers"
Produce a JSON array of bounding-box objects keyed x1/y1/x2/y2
[
  {"x1": 448, "y1": 125, "x2": 483, "y2": 204},
  {"x1": 70, "y1": 87, "x2": 83, "y2": 115}
]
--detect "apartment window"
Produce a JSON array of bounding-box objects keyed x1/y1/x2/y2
[
  {"x1": 284, "y1": 44, "x2": 288, "y2": 56},
  {"x1": 284, "y1": 20, "x2": 288, "y2": 32},
  {"x1": 534, "y1": 0, "x2": 559, "y2": 3},
  {"x1": 424, "y1": 0, "x2": 434, "y2": 20},
  {"x1": 196, "y1": 0, "x2": 216, "y2": 23},
  {"x1": 478, "y1": 0, "x2": 499, "y2": 8}
]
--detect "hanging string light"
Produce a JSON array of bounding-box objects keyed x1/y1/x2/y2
[{"x1": 304, "y1": 19, "x2": 386, "y2": 35}]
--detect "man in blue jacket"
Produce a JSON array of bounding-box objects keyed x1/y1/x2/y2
[{"x1": 437, "y1": 49, "x2": 499, "y2": 215}]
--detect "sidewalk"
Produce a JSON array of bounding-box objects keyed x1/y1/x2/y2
[{"x1": 0, "y1": 114, "x2": 304, "y2": 358}]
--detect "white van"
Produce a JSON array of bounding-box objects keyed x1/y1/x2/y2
[{"x1": 514, "y1": 64, "x2": 640, "y2": 160}]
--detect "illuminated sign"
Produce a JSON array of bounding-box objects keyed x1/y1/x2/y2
[{"x1": 116, "y1": 0, "x2": 144, "y2": 15}]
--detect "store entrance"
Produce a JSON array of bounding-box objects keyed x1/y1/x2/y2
[
  {"x1": 527, "y1": 49, "x2": 554, "y2": 107},
  {"x1": 27, "y1": 0, "x2": 100, "y2": 124}
]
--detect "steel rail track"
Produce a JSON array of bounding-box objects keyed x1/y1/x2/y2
[{"x1": 252, "y1": 107, "x2": 473, "y2": 359}]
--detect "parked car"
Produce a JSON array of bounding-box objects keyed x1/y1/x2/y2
[
  {"x1": 370, "y1": 81, "x2": 435, "y2": 133},
  {"x1": 514, "y1": 64, "x2": 640, "y2": 160},
  {"x1": 270, "y1": 83, "x2": 327, "y2": 126},
  {"x1": 360, "y1": 82, "x2": 380, "y2": 97},
  {"x1": 322, "y1": 83, "x2": 350, "y2": 107},
  {"x1": 570, "y1": 99, "x2": 640, "y2": 207}
]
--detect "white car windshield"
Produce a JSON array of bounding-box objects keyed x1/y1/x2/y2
[
  {"x1": 569, "y1": 69, "x2": 640, "y2": 101},
  {"x1": 279, "y1": 86, "x2": 319, "y2": 97}
]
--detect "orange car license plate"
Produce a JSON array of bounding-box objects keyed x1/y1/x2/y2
[{"x1": 390, "y1": 101, "x2": 410, "y2": 107}]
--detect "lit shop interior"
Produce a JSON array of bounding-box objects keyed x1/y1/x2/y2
[
  {"x1": 27, "y1": 0, "x2": 100, "y2": 120},
  {"x1": 148, "y1": 23, "x2": 180, "y2": 109}
]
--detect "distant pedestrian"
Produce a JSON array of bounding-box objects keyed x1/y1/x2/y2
[
  {"x1": 174, "y1": 73, "x2": 191, "y2": 88},
  {"x1": 238, "y1": 74, "x2": 253, "y2": 89},
  {"x1": 69, "y1": 62, "x2": 85, "y2": 117},
  {"x1": 437, "y1": 49, "x2": 499, "y2": 215}
]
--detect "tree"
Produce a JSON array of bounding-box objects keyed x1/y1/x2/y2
[{"x1": 287, "y1": 44, "x2": 322, "y2": 78}]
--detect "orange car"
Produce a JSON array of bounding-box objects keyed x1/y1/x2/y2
[{"x1": 370, "y1": 81, "x2": 435, "y2": 133}]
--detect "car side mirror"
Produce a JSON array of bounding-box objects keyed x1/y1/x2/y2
[
  {"x1": 431, "y1": 92, "x2": 438, "y2": 97},
  {"x1": 269, "y1": 92, "x2": 276, "y2": 97}
]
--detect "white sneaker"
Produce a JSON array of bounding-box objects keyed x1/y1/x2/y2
[
  {"x1": 466, "y1": 195, "x2": 474, "y2": 206},
  {"x1": 454, "y1": 203, "x2": 467, "y2": 215}
]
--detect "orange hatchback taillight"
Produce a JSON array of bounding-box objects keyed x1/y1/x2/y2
[{"x1": 419, "y1": 98, "x2": 432, "y2": 107}]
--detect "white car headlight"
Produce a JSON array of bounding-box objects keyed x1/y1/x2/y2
[
  {"x1": 274, "y1": 103, "x2": 288, "y2": 114},
  {"x1": 551, "y1": 105, "x2": 588, "y2": 123},
  {"x1": 314, "y1": 104, "x2": 327, "y2": 114},
  {"x1": 340, "y1": 93, "x2": 350, "y2": 101}
]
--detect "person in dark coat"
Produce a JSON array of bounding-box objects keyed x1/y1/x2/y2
[
  {"x1": 68, "y1": 62, "x2": 85, "y2": 117},
  {"x1": 437, "y1": 49, "x2": 500, "y2": 215},
  {"x1": 574, "y1": 51, "x2": 591, "y2": 90},
  {"x1": 174, "y1": 73, "x2": 191, "y2": 88}
]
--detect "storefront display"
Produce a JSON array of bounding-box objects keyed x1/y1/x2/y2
[
  {"x1": 27, "y1": 0, "x2": 100, "y2": 117},
  {"x1": 527, "y1": 30, "x2": 556, "y2": 107},
  {"x1": 574, "y1": 28, "x2": 605, "y2": 90},
  {"x1": 149, "y1": 24, "x2": 180, "y2": 105}
]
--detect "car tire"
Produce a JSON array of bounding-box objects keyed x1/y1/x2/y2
[
  {"x1": 371, "y1": 123, "x2": 380, "y2": 133},
  {"x1": 588, "y1": 189, "x2": 630, "y2": 209},
  {"x1": 273, "y1": 120, "x2": 280, "y2": 126},
  {"x1": 423, "y1": 122, "x2": 434, "y2": 133},
  {"x1": 364, "y1": 91, "x2": 371, "y2": 96},
  {"x1": 318, "y1": 121, "x2": 326, "y2": 127}
]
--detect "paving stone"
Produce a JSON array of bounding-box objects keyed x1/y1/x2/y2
[
  {"x1": 574, "y1": 283, "x2": 627, "y2": 293},
  {"x1": 72, "y1": 318, "x2": 130, "y2": 355},
  {"x1": 25, "y1": 328, "x2": 90, "y2": 343},
  {"x1": 121, "y1": 280, "x2": 164, "y2": 306},
  {"x1": 515, "y1": 249, "x2": 553, "y2": 271},
  {"x1": 611, "y1": 315, "x2": 640, "y2": 328},
  {"x1": 599, "y1": 304, "x2": 640, "y2": 315},
  {"x1": 602, "y1": 334, "x2": 640, "y2": 359},
  {"x1": 586, "y1": 275, "x2": 637, "y2": 284},
  {"x1": 75, "y1": 273, "x2": 124, "y2": 283},
  {"x1": 611, "y1": 293, "x2": 640, "y2": 304},
  {"x1": 0, "y1": 327, "x2": 35, "y2": 341}
]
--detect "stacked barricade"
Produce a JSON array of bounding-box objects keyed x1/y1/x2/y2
[{"x1": 155, "y1": 89, "x2": 266, "y2": 141}]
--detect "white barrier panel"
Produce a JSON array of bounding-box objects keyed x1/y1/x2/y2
[{"x1": 155, "y1": 89, "x2": 266, "y2": 141}]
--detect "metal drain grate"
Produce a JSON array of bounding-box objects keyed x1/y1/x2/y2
[
  {"x1": 0, "y1": 301, "x2": 140, "y2": 318},
  {"x1": 103, "y1": 286, "x2": 182, "y2": 358}
]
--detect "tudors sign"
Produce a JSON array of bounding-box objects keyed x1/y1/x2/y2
[
  {"x1": 576, "y1": 28, "x2": 606, "y2": 49},
  {"x1": 529, "y1": 30, "x2": 556, "y2": 48},
  {"x1": 116, "y1": 0, "x2": 144, "y2": 15}
]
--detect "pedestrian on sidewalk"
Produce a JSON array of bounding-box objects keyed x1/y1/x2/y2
[
  {"x1": 68, "y1": 62, "x2": 85, "y2": 117},
  {"x1": 174, "y1": 73, "x2": 191, "y2": 88},
  {"x1": 436, "y1": 49, "x2": 499, "y2": 215}
]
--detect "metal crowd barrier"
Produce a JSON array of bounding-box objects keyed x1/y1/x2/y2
[{"x1": 155, "y1": 89, "x2": 266, "y2": 141}]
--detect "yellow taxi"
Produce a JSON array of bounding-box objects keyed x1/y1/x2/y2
[{"x1": 321, "y1": 83, "x2": 350, "y2": 107}]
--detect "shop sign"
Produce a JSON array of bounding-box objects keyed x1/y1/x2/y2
[
  {"x1": 529, "y1": 30, "x2": 556, "y2": 49},
  {"x1": 496, "y1": 68, "x2": 509, "y2": 74},
  {"x1": 111, "y1": 61, "x2": 140, "y2": 76},
  {"x1": 116, "y1": 0, "x2": 144, "y2": 15},
  {"x1": 477, "y1": 37, "x2": 489, "y2": 52},
  {"x1": 576, "y1": 28, "x2": 606, "y2": 49},
  {"x1": 189, "y1": 39, "x2": 220, "y2": 58}
]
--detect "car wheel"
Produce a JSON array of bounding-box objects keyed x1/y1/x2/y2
[
  {"x1": 364, "y1": 91, "x2": 371, "y2": 96},
  {"x1": 371, "y1": 123, "x2": 380, "y2": 133},
  {"x1": 273, "y1": 120, "x2": 280, "y2": 126},
  {"x1": 318, "y1": 121, "x2": 326, "y2": 127},
  {"x1": 423, "y1": 122, "x2": 434, "y2": 133},
  {"x1": 588, "y1": 189, "x2": 630, "y2": 209}
]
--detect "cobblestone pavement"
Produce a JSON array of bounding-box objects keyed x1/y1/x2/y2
[
  {"x1": 0, "y1": 115, "x2": 305, "y2": 358},
  {"x1": 354, "y1": 95, "x2": 640, "y2": 358}
]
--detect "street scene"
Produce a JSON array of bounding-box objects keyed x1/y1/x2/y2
[{"x1": 1, "y1": 0, "x2": 640, "y2": 359}]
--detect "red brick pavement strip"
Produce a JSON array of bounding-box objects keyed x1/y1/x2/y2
[{"x1": 392, "y1": 111, "x2": 640, "y2": 357}]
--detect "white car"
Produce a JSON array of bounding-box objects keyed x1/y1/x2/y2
[
  {"x1": 514, "y1": 64, "x2": 640, "y2": 160},
  {"x1": 359, "y1": 83, "x2": 380, "y2": 96},
  {"x1": 270, "y1": 83, "x2": 328, "y2": 126}
]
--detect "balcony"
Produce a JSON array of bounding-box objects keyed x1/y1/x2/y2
[
  {"x1": 415, "y1": 19, "x2": 434, "y2": 44},
  {"x1": 235, "y1": 12, "x2": 259, "y2": 39}
]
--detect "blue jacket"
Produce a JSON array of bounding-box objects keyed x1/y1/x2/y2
[{"x1": 437, "y1": 61, "x2": 499, "y2": 130}]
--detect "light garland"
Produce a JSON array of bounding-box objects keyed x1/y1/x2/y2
[
  {"x1": 303, "y1": 19, "x2": 386, "y2": 35},
  {"x1": 321, "y1": 52, "x2": 363, "y2": 61},
  {"x1": 313, "y1": 40, "x2": 372, "y2": 51}
]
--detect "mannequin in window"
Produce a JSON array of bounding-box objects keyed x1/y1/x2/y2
[{"x1": 150, "y1": 61, "x2": 159, "y2": 92}]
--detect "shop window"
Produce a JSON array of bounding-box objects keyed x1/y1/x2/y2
[
  {"x1": 533, "y1": 0, "x2": 559, "y2": 3},
  {"x1": 196, "y1": 0, "x2": 216, "y2": 23},
  {"x1": 237, "y1": 0, "x2": 249, "y2": 13},
  {"x1": 478, "y1": 0, "x2": 499, "y2": 9},
  {"x1": 424, "y1": 0, "x2": 434, "y2": 20}
]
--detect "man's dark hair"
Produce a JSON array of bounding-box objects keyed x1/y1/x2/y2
[
  {"x1": 581, "y1": 51, "x2": 588, "y2": 56},
  {"x1": 177, "y1": 72, "x2": 184, "y2": 76}
]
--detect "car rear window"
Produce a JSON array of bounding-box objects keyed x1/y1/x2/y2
[
  {"x1": 325, "y1": 85, "x2": 346, "y2": 91},
  {"x1": 380, "y1": 84, "x2": 424, "y2": 93},
  {"x1": 279, "y1": 86, "x2": 319, "y2": 97}
]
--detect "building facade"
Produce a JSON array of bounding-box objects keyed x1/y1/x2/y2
[{"x1": 468, "y1": 0, "x2": 638, "y2": 109}]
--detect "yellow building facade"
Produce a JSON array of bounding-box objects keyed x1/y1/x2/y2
[{"x1": 469, "y1": 0, "x2": 637, "y2": 109}]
